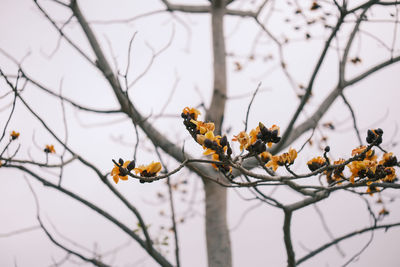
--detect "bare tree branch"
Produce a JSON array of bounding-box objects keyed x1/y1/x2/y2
[{"x1": 296, "y1": 222, "x2": 400, "y2": 265}]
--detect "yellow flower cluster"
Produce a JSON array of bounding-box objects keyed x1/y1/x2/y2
[
  {"x1": 182, "y1": 107, "x2": 201, "y2": 120},
  {"x1": 180, "y1": 110, "x2": 398, "y2": 195},
  {"x1": 182, "y1": 107, "x2": 231, "y2": 173},
  {"x1": 266, "y1": 148, "x2": 297, "y2": 171},
  {"x1": 111, "y1": 159, "x2": 162, "y2": 184},
  {"x1": 231, "y1": 123, "x2": 291, "y2": 171},
  {"x1": 232, "y1": 123, "x2": 281, "y2": 152},
  {"x1": 313, "y1": 141, "x2": 398, "y2": 194},
  {"x1": 347, "y1": 146, "x2": 396, "y2": 185},
  {"x1": 134, "y1": 161, "x2": 162, "y2": 177}
]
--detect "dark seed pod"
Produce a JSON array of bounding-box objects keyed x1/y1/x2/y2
[
  {"x1": 366, "y1": 135, "x2": 374, "y2": 144},
  {"x1": 358, "y1": 169, "x2": 367, "y2": 178},
  {"x1": 376, "y1": 136, "x2": 382, "y2": 145},
  {"x1": 273, "y1": 136, "x2": 281, "y2": 143},
  {"x1": 220, "y1": 135, "x2": 228, "y2": 147},
  {"x1": 227, "y1": 146, "x2": 232, "y2": 157},
  {"x1": 324, "y1": 146, "x2": 330, "y2": 152},
  {"x1": 384, "y1": 156, "x2": 397, "y2": 167},
  {"x1": 375, "y1": 128, "x2": 383, "y2": 135},
  {"x1": 204, "y1": 139, "x2": 213, "y2": 148},
  {"x1": 366, "y1": 169, "x2": 375, "y2": 179},
  {"x1": 119, "y1": 158, "x2": 124, "y2": 165},
  {"x1": 271, "y1": 129, "x2": 279, "y2": 138},
  {"x1": 254, "y1": 140, "x2": 266, "y2": 153},
  {"x1": 127, "y1": 160, "x2": 136, "y2": 171},
  {"x1": 212, "y1": 141, "x2": 219, "y2": 149},
  {"x1": 367, "y1": 130, "x2": 377, "y2": 144},
  {"x1": 119, "y1": 167, "x2": 129, "y2": 176},
  {"x1": 260, "y1": 127, "x2": 270, "y2": 137},
  {"x1": 308, "y1": 162, "x2": 321, "y2": 172},
  {"x1": 385, "y1": 168, "x2": 393, "y2": 175},
  {"x1": 367, "y1": 129, "x2": 375, "y2": 137}
]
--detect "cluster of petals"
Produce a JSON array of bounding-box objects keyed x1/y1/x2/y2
[
  {"x1": 304, "y1": 130, "x2": 398, "y2": 195},
  {"x1": 232, "y1": 124, "x2": 280, "y2": 151},
  {"x1": 182, "y1": 107, "x2": 231, "y2": 171},
  {"x1": 134, "y1": 161, "x2": 162, "y2": 177},
  {"x1": 197, "y1": 128, "x2": 227, "y2": 170},
  {"x1": 307, "y1": 156, "x2": 326, "y2": 172},
  {"x1": 111, "y1": 160, "x2": 162, "y2": 184},
  {"x1": 266, "y1": 148, "x2": 297, "y2": 171},
  {"x1": 232, "y1": 131, "x2": 250, "y2": 151},
  {"x1": 182, "y1": 107, "x2": 201, "y2": 120},
  {"x1": 191, "y1": 120, "x2": 215, "y2": 135},
  {"x1": 326, "y1": 159, "x2": 346, "y2": 184},
  {"x1": 347, "y1": 146, "x2": 397, "y2": 185},
  {"x1": 111, "y1": 160, "x2": 131, "y2": 184}
]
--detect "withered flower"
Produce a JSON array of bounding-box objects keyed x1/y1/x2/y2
[{"x1": 307, "y1": 156, "x2": 326, "y2": 172}]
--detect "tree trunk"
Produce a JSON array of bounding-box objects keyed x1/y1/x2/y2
[
  {"x1": 204, "y1": 1, "x2": 232, "y2": 267},
  {"x1": 204, "y1": 179, "x2": 231, "y2": 267}
]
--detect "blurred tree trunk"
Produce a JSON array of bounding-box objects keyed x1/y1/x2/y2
[{"x1": 204, "y1": 1, "x2": 232, "y2": 267}]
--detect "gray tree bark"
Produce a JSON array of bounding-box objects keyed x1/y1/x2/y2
[{"x1": 204, "y1": 1, "x2": 232, "y2": 267}]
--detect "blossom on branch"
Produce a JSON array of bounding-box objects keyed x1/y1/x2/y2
[
  {"x1": 182, "y1": 107, "x2": 232, "y2": 173},
  {"x1": 307, "y1": 156, "x2": 326, "y2": 171},
  {"x1": 326, "y1": 159, "x2": 345, "y2": 184},
  {"x1": 134, "y1": 161, "x2": 162, "y2": 177},
  {"x1": 266, "y1": 148, "x2": 297, "y2": 171},
  {"x1": 10, "y1": 131, "x2": 19, "y2": 140},
  {"x1": 44, "y1": 145, "x2": 56, "y2": 154},
  {"x1": 233, "y1": 123, "x2": 281, "y2": 153},
  {"x1": 191, "y1": 120, "x2": 215, "y2": 135},
  {"x1": 111, "y1": 160, "x2": 133, "y2": 184},
  {"x1": 379, "y1": 152, "x2": 397, "y2": 167},
  {"x1": 259, "y1": 151, "x2": 272, "y2": 164},
  {"x1": 351, "y1": 145, "x2": 377, "y2": 161},
  {"x1": 232, "y1": 131, "x2": 250, "y2": 151},
  {"x1": 182, "y1": 107, "x2": 201, "y2": 120},
  {"x1": 366, "y1": 128, "x2": 383, "y2": 145}
]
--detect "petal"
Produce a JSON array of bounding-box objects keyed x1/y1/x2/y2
[
  {"x1": 205, "y1": 131, "x2": 214, "y2": 140},
  {"x1": 212, "y1": 154, "x2": 219, "y2": 161},
  {"x1": 113, "y1": 175, "x2": 119, "y2": 184},
  {"x1": 197, "y1": 134, "x2": 206, "y2": 145},
  {"x1": 199, "y1": 126, "x2": 207, "y2": 134},
  {"x1": 203, "y1": 148, "x2": 215, "y2": 156},
  {"x1": 134, "y1": 165, "x2": 146, "y2": 174},
  {"x1": 148, "y1": 162, "x2": 162, "y2": 174},
  {"x1": 111, "y1": 166, "x2": 119, "y2": 176},
  {"x1": 123, "y1": 161, "x2": 131, "y2": 168}
]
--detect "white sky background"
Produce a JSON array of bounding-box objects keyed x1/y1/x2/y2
[{"x1": 1, "y1": 0, "x2": 400, "y2": 266}]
